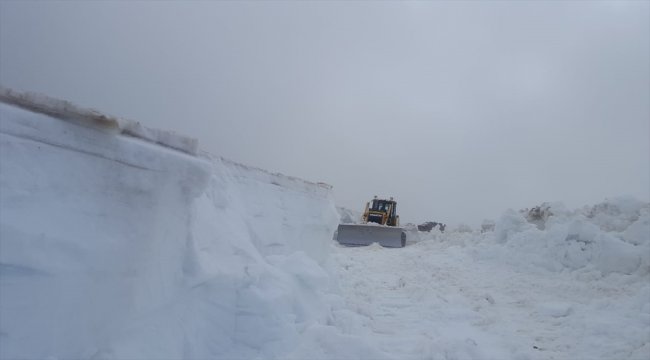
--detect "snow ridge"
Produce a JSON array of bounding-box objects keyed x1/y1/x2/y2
[
  {"x1": 0, "y1": 95, "x2": 339, "y2": 359},
  {"x1": 0, "y1": 87, "x2": 199, "y2": 155}
]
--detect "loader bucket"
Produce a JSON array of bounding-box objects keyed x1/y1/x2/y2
[{"x1": 336, "y1": 224, "x2": 406, "y2": 248}]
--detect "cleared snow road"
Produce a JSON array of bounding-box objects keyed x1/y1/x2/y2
[{"x1": 330, "y1": 235, "x2": 650, "y2": 360}]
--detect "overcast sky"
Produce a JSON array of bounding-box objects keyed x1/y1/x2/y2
[{"x1": 1, "y1": 1, "x2": 648, "y2": 227}]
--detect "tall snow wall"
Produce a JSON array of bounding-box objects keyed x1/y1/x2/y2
[{"x1": 0, "y1": 91, "x2": 339, "y2": 359}]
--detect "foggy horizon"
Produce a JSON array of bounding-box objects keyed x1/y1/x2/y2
[{"x1": 1, "y1": 1, "x2": 648, "y2": 227}]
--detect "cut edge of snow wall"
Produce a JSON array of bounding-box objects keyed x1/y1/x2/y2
[{"x1": 0, "y1": 86, "x2": 332, "y2": 191}]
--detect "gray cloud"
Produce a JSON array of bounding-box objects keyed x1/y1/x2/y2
[{"x1": 1, "y1": 1, "x2": 648, "y2": 226}]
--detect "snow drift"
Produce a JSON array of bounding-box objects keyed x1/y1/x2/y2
[
  {"x1": 488, "y1": 198, "x2": 650, "y2": 276},
  {"x1": 336, "y1": 206, "x2": 362, "y2": 225},
  {"x1": 0, "y1": 90, "x2": 339, "y2": 359},
  {"x1": 383, "y1": 200, "x2": 649, "y2": 359}
]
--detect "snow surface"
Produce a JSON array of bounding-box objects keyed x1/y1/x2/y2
[
  {"x1": 1, "y1": 92, "x2": 649, "y2": 360},
  {"x1": 0, "y1": 100, "x2": 342, "y2": 359},
  {"x1": 330, "y1": 202, "x2": 649, "y2": 360}
]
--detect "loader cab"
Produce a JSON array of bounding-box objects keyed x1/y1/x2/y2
[
  {"x1": 370, "y1": 199, "x2": 396, "y2": 213},
  {"x1": 367, "y1": 199, "x2": 398, "y2": 226}
]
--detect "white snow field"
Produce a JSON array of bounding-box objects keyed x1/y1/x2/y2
[
  {"x1": 331, "y1": 200, "x2": 650, "y2": 360},
  {"x1": 1, "y1": 90, "x2": 649, "y2": 360}
]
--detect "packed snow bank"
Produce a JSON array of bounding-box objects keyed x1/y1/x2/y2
[
  {"x1": 0, "y1": 95, "x2": 340, "y2": 359},
  {"x1": 410, "y1": 198, "x2": 650, "y2": 277},
  {"x1": 336, "y1": 206, "x2": 362, "y2": 225},
  {"x1": 484, "y1": 198, "x2": 650, "y2": 276}
]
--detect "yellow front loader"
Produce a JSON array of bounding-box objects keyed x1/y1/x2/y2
[{"x1": 336, "y1": 196, "x2": 406, "y2": 248}]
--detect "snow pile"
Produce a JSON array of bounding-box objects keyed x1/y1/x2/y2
[
  {"x1": 336, "y1": 206, "x2": 362, "y2": 224},
  {"x1": 0, "y1": 95, "x2": 341, "y2": 359},
  {"x1": 402, "y1": 223, "x2": 422, "y2": 243},
  {"x1": 486, "y1": 198, "x2": 650, "y2": 276}
]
